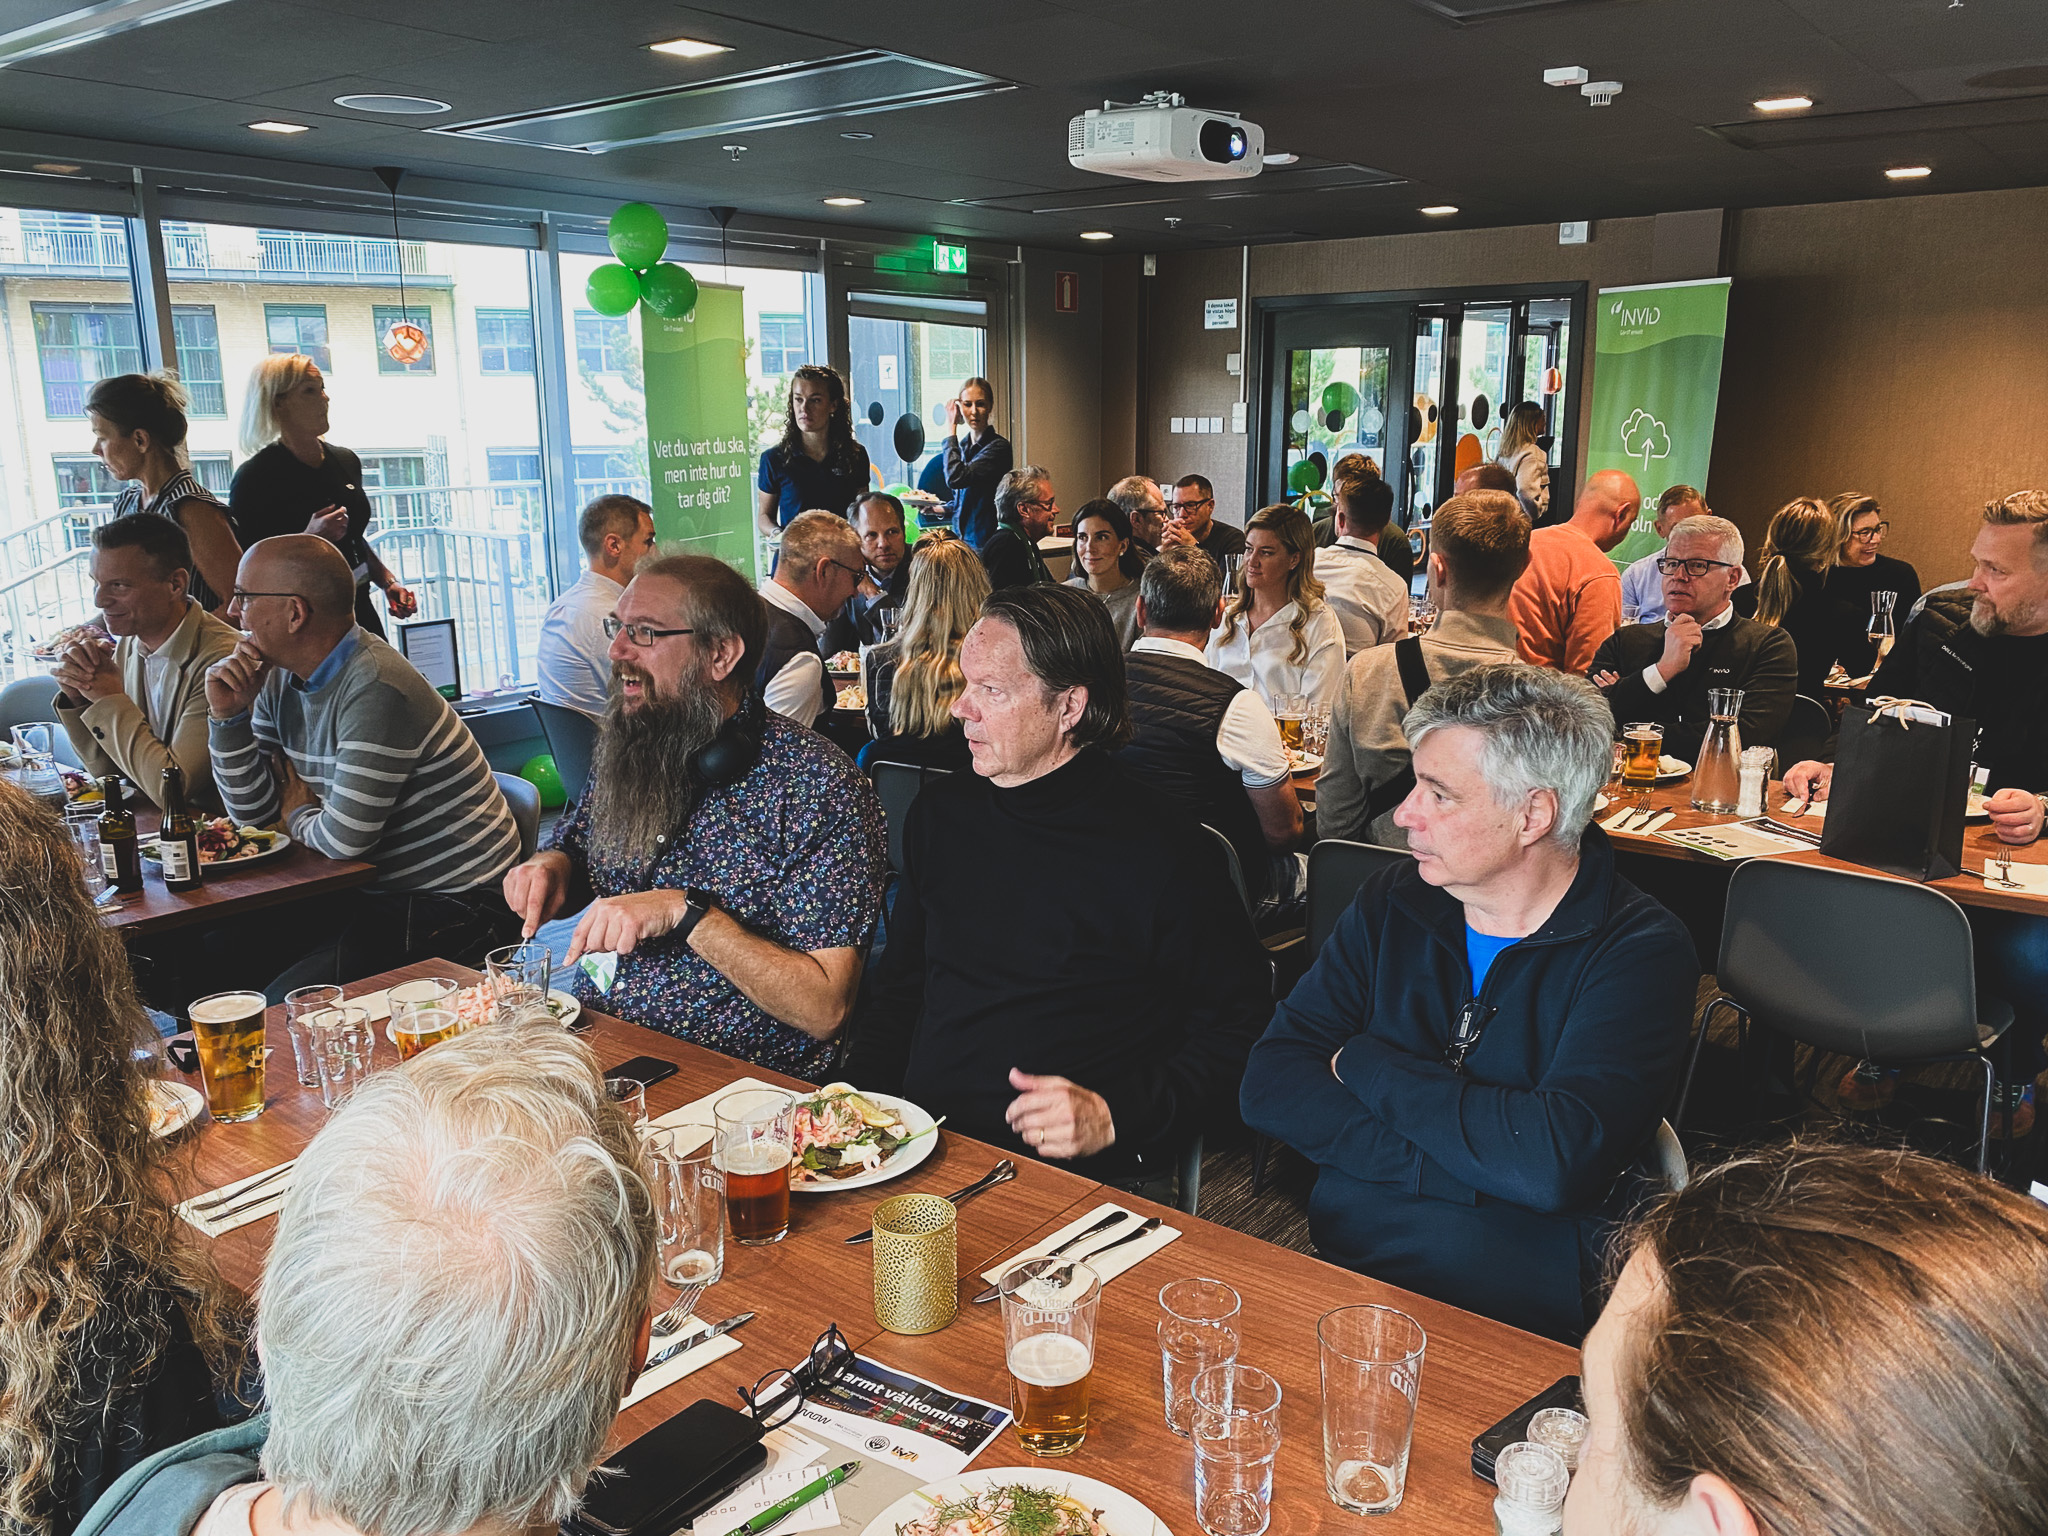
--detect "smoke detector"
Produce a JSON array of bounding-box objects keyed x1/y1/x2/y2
[{"x1": 1581, "y1": 79, "x2": 1622, "y2": 106}]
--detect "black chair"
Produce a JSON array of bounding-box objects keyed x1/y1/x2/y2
[
  {"x1": 1676, "y1": 858, "x2": 2015, "y2": 1173},
  {"x1": 1775, "y1": 693, "x2": 1833, "y2": 770},
  {"x1": 494, "y1": 772, "x2": 541, "y2": 862},
  {"x1": 869, "y1": 761, "x2": 952, "y2": 876},
  {"x1": 1199, "y1": 823, "x2": 1253, "y2": 918},
  {"x1": 531, "y1": 700, "x2": 598, "y2": 807}
]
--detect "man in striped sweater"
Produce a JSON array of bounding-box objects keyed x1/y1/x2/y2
[{"x1": 205, "y1": 535, "x2": 523, "y2": 998}]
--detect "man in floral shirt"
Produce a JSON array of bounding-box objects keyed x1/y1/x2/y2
[{"x1": 504, "y1": 552, "x2": 886, "y2": 1078}]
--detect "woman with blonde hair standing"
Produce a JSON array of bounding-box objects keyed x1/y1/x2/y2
[
  {"x1": 1736, "y1": 496, "x2": 1873, "y2": 698},
  {"x1": 1494, "y1": 400, "x2": 1551, "y2": 521},
  {"x1": 84, "y1": 374, "x2": 242, "y2": 612},
  {"x1": 0, "y1": 780, "x2": 247, "y2": 1533},
  {"x1": 229, "y1": 353, "x2": 415, "y2": 637},
  {"x1": 1207, "y1": 503, "x2": 1346, "y2": 713},
  {"x1": 863, "y1": 534, "x2": 989, "y2": 771}
]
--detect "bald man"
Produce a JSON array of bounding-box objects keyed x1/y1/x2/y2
[
  {"x1": 1506, "y1": 469, "x2": 1641, "y2": 673},
  {"x1": 206, "y1": 535, "x2": 523, "y2": 998}
]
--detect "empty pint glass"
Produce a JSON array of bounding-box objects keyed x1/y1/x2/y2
[
  {"x1": 1319, "y1": 1304, "x2": 1426, "y2": 1515},
  {"x1": 187, "y1": 990, "x2": 268, "y2": 1123},
  {"x1": 1000, "y1": 1257, "x2": 1101, "y2": 1457},
  {"x1": 715, "y1": 1088, "x2": 794, "y2": 1246}
]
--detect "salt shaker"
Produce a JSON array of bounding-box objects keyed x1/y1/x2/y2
[
  {"x1": 1494, "y1": 1441, "x2": 1570, "y2": 1536},
  {"x1": 1527, "y1": 1407, "x2": 1589, "y2": 1472},
  {"x1": 1737, "y1": 746, "x2": 1774, "y2": 818}
]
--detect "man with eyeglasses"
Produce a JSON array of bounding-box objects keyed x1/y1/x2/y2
[
  {"x1": 1587, "y1": 514, "x2": 1796, "y2": 761},
  {"x1": 758, "y1": 510, "x2": 878, "y2": 728},
  {"x1": 979, "y1": 466, "x2": 1060, "y2": 591},
  {"x1": 504, "y1": 551, "x2": 885, "y2": 1077},
  {"x1": 1617, "y1": 484, "x2": 1752, "y2": 624},
  {"x1": 1159, "y1": 474, "x2": 1247, "y2": 571}
]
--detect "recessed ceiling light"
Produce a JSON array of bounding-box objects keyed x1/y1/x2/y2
[
  {"x1": 841, "y1": 131, "x2": 874, "y2": 140},
  {"x1": 1079, "y1": 230, "x2": 1114, "y2": 240},
  {"x1": 31, "y1": 162, "x2": 81, "y2": 174},
  {"x1": 649, "y1": 36, "x2": 731, "y2": 58},
  {"x1": 822, "y1": 196, "x2": 866, "y2": 207},
  {"x1": 1263, "y1": 152, "x2": 1299, "y2": 166},
  {"x1": 1886, "y1": 165, "x2": 1932, "y2": 179},
  {"x1": 1421, "y1": 205, "x2": 1459, "y2": 216},
  {"x1": 333, "y1": 93, "x2": 450, "y2": 115},
  {"x1": 1753, "y1": 94, "x2": 1814, "y2": 113},
  {"x1": 246, "y1": 120, "x2": 311, "y2": 134}
]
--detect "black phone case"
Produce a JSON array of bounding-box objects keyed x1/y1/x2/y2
[
  {"x1": 1471, "y1": 1375, "x2": 1583, "y2": 1483},
  {"x1": 610, "y1": 1056, "x2": 680, "y2": 1089},
  {"x1": 567, "y1": 1399, "x2": 766, "y2": 1536}
]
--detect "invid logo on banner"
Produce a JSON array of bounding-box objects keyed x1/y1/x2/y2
[{"x1": 1611, "y1": 297, "x2": 1662, "y2": 335}]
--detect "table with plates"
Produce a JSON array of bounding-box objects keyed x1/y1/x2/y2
[
  {"x1": 167, "y1": 957, "x2": 1575, "y2": 1535},
  {"x1": 103, "y1": 811, "x2": 376, "y2": 936}
]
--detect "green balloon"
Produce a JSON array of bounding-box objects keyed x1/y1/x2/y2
[
  {"x1": 1287, "y1": 457, "x2": 1325, "y2": 494},
  {"x1": 1320, "y1": 380, "x2": 1358, "y2": 418},
  {"x1": 519, "y1": 753, "x2": 566, "y2": 810},
  {"x1": 585, "y1": 263, "x2": 640, "y2": 317},
  {"x1": 608, "y1": 201, "x2": 669, "y2": 269},
  {"x1": 638, "y1": 262, "x2": 699, "y2": 320}
]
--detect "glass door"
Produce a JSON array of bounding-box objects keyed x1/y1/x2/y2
[
  {"x1": 845, "y1": 293, "x2": 987, "y2": 501},
  {"x1": 1260, "y1": 304, "x2": 1412, "y2": 515}
]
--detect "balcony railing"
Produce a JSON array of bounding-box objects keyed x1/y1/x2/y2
[{"x1": 2, "y1": 217, "x2": 438, "y2": 281}]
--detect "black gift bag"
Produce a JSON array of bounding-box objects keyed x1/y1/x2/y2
[{"x1": 1819, "y1": 698, "x2": 1974, "y2": 881}]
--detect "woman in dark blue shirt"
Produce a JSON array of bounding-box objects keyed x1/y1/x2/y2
[{"x1": 755, "y1": 365, "x2": 872, "y2": 534}]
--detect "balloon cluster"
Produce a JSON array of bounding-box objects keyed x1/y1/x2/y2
[{"x1": 585, "y1": 203, "x2": 700, "y2": 321}]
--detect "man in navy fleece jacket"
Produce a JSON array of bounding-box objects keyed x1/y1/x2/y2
[{"x1": 1242, "y1": 665, "x2": 1696, "y2": 1341}]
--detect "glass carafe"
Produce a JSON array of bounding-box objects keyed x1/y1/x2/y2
[
  {"x1": 1690, "y1": 688, "x2": 1745, "y2": 814},
  {"x1": 1867, "y1": 590, "x2": 1897, "y2": 664}
]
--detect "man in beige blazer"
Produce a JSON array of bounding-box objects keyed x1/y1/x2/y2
[{"x1": 53, "y1": 512, "x2": 239, "y2": 813}]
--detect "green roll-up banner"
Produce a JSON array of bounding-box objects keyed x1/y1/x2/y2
[
  {"x1": 1589, "y1": 278, "x2": 1732, "y2": 572},
  {"x1": 642, "y1": 282, "x2": 757, "y2": 581}
]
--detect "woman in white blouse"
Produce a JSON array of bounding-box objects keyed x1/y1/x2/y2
[{"x1": 1206, "y1": 503, "x2": 1346, "y2": 713}]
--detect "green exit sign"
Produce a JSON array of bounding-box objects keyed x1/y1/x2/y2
[{"x1": 933, "y1": 241, "x2": 967, "y2": 274}]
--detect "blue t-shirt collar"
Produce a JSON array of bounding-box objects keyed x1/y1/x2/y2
[{"x1": 292, "y1": 627, "x2": 361, "y2": 694}]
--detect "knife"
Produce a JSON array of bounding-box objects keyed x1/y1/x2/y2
[
  {"x1": 845, "y1": 1158, "x2": 1017, "y2": 1245},
  {"x1": 644, "y1": 1310, "x2": 754, "y2": 1371},
  {"x1": 971, "y1": 1210, "x2": 1148, "y2": 1305},
  {"x1": 1638, "y1": 810, "x2": 1677, "y2": 835}
]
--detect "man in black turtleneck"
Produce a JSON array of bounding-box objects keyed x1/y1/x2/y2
[{"x1": 844, "y1": 584, "x2": 1271, "y2": 1194}]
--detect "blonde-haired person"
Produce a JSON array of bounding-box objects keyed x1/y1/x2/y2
[
  {"x1": 0, "y1": 779, "x2": 249, "y2": 1534},
  {"x1": 1569, "y1": 1140, "x2": 2048, "y2": 1536},
  {"x1": 1734, "y1": 496, "x2": 1875, "y2": 697},
  {"x1": 864, "y1": 534, "x2": 988, "y2": 772},
  {"x1": 229, "y1": 354, "x2": 415, "y2": 638},
  {"x1": 1205, "y1": 503, "x2": 1346, "y2": 714},
  {"x1": 1494, "y1": 400, "x2": 1552, "y2": 521},
  {"x1": 1827, "y1": 490, "x2": 1922, "y2": 617},
  {"x1": 85, "y1": 374, "x2": 242, "y2": 612}
]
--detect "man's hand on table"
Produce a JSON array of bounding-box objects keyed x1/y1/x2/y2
[
  {"x1": 505, "y1": 851, "x2": 572, "y2": 937},
  {"x1": 1005, "y1": 1069, "x2": 1115, "y2": 1160},
  {"x1": 205, "y1": 640, "x2": 270, "y2": 720},
  {"x1": 1782, "y1": 760, "x2": 1832, "y2": 810},
  {"x1": 1984, "y1": 787, "x2": 2046, "y2": 845},
  {"x1": 566, "y1": 889, "x2": 689, "y2": 962}
]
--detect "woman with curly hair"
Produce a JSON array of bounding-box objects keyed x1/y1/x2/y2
[
  {"x1": 863, "y1": 534, "x2": 989, "y2": 772},
  {"x1": 754, "y1": 365, "x2": 871, "y2": 538},
  {"x1": 1206, "y1": 503, "x2": 1346, "y2": 714},
  {"x1": 0, "y1": 780, "x2": 247, "y2": 1532}
]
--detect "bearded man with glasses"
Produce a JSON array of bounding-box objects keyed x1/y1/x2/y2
[{"x1": 1587, "y1": 514, "x2": 1796, "y2": 761}]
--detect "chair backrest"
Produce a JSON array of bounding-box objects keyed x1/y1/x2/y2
[
  {"x1": 494, "y1": 771, "x2": 541, "y2": 862},
  {"x1": 1776, "y1": 694, "x2": 1833, "y2": 768},
  {"x1": 530, "y1": 700, "x2": 598, "y2": 806},
  {"x1": 870, "y1": 761, "x2": 952, "y2": 875},
  {"x1": 1719, "y1": 858, "x2": 1983, "y2": 1059},
  {"x1": 1306, "y1": 839, "x2": 1413, "y2": 957},
  {"x1": 1200, "y1": 823, "x2": 1253, "y2": 918},
  {"x1": 0, "y1": 676, "x2": 82, "y2": 768}
]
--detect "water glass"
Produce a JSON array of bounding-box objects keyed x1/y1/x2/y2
[
  {"x1": 1302, "y1": 702, "x2": 1333, "y2": 759},
  {"x1": 10, "y1": 723, "x2": 66, "y2": 804},
  {"x1": 1621, "y1": 604, "x2": 1642, "y2": 627},
  {"x1": 485, "y1": 942, "x2": 550, "y2": 1007},
  {"x1": 312, "y1": 1007, "x2": 374, "y2": 1110},
  {"x1": 1191, "y1": 1363, "x2": 1283, "y2": 1536},
  {"x1": 647, "y1": 1128, "x2": 724, "y2": 1288},
  {"x1": 606, "y1": 1076, "x2": 648, "y2": 1130},
  {"x1": 1408, "y1": 597, "x2": 1438, "y2": 635},
  {"x1": 1160, "y1": 1277, "x2": 1242, "y2": 1436},
  {"x1": 64, "y1": 808, "x2": 107, "y2": 899},
  {"x1": 1319, "y1": 1305, "x2": 1426, "y2": 1515},
  {"x1": 283, "y1": 983, "x2": 343, "y2": 1088}
]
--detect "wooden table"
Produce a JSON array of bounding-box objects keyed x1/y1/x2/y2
[
  {"x1": 169, "y1": 958, "x2": 1574, "y2": 1534},
  {"x1": 1604, "y1": 778, "x2": 2048, "y2": 916},
  {"x1": 106, "y1": 837, "x2": 377, "y2": 935}
]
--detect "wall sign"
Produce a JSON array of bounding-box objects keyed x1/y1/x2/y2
[
  {"x1": 933, "y1": 240, "x2": 967, "y2": 274},
  {"x1": 1054, "y1": 271, "x2": 1080, "y2": 313},
  {"x1": 1204, "y1": 298, "x2": 1238, "y2": 329}
]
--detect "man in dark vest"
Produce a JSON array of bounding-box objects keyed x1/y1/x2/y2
[
  {"x1": 1117, "y1": 544, "x2": 1303, "y2": 923},
  {"x1": 757, "y1": 509, "x2": 873, "y2": 727}
]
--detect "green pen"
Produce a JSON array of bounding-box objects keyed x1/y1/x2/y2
[{"x1": 736, "y1": 1460, "x2": 860, "y2": 1536}]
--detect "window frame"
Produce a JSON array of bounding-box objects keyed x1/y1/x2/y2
[
  {"x1": 476, "y1": 308, "x2": 536, "y2": 375},
  {"x1": 264, "y1": 302, "x2": 332, "y2": 372},
  {"x1": 371, "y1": 303, "x2": 436, "y2": 375},
  {"x1": 31, "y1": 302, "x2": 143, "y2": 418}
]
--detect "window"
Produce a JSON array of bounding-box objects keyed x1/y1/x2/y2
[
  {"x1": 53, "y1": 455, "x2": 122, "y2": 510},
  {"x1": 265, "y1": 303, "x2": 331, "y2": 371},
  {"x1": 172, "y1": 306, "x2": 226, "y2": 416},
  {"x1": 574, "y1": 449, "x2": 647, "y2": 504},
  {"x1": 476, "y1": 310, "x2": 535, "y2": 374},
  {"x1": 575, "y1": 311, "x2": 631, "y2": 374},
  {"x1": 191, "y1": 455, "x2": 232, "y2": 495},
  {"x1": 926, "y1": 323, "x2": 980, "y2": 379},
  {"x1": 757, "y1": 313, "x2": 806, "y2": 374},
  {"x1": 32, "y1": 304, "x2": 142, "y2": 417},
  {"x1": 372, "y1": 305, "x2": 435, "y2": 375},
  {"x1": 360, "y1": 453, "x2": 431, "y2": 529},
  {"x1": 487, "y1": 449, "x2": 541, "y2": 517}
]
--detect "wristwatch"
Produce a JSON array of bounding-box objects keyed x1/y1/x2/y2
[{"x1": 675, "y1": 888, "x2": 719, "y2": 944}]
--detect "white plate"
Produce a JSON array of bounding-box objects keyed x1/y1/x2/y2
[
  {"x1": 860, "y1": 1467, "x2": 1172, "y2": 1536},
  {"x1": 1656, "y1": 757, "x2": 1693, "y2": 783},
  {"x1": 790, "y1": 1089, "x2": 938, "y2": 1194},
  {"x1": 1967, "y1": 794, "x2": 1991, "y2": 824},
  {"x1": 1288, "y1": 751, "x2": 1324, "y2": 774},
  {"x1": 148, "y1": 1079, "x2": 204, "y2": 1139},
  {"x1": 144, "y1": 829, "x2": 293, "y2": 868}
]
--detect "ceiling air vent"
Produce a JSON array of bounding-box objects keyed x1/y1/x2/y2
[{"x1": 433, "y1": 51, "x2": 1013, "y2": 154}]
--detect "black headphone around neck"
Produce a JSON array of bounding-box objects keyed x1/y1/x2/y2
[{"x1": 688, "y1": 689, "x2": 766, "y2": 789}]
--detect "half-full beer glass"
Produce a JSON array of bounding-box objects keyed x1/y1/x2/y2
[
  {"x1": 392, "y1": 1004, "x2": 461, "y2": 1062},
  {"x1": 187, "y1": 990, "x2": 268, "y2": 1123},
  {"x1": 999, "y1": 1257, "x2": 1102, "y2": 1457},
  {"x1": 714, "y1": 1088, "x2": 794, "y2": 1245}
]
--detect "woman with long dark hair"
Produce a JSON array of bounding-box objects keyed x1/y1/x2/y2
[
  {"x1": 754, "y1": 365, "x2": 871, "y2": 537},
  {"x1": 85, "y1": 374, "x2": 242, "y2": 613},
  {"x1": 0, "y1": 780, "x2": 247, "y2": 1533},
  {"x1": 1063, "y1": 498, "x2": 1144, "y2": 650}
]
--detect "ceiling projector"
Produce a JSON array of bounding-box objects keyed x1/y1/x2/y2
[{"x1": 1068, "y1": 91, "x2": 1264, "y2": 182}]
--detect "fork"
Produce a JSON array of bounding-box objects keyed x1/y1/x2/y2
[
  {"x1": 190, "y1": 1161, "x2": 294, "y2": 1215},
  {"x1": 1993, "y1": 845, "x2": 2019, "y2": 889},
  {"x1": 650, "y1": 1281, "x2": 708, "y2": 1338}
]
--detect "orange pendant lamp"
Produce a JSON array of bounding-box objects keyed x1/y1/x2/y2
[{"x1": 374, "y1": 166, "x2": 428, "y2": 365}]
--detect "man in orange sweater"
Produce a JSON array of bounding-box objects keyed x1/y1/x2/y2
[{"x1": 1506, "y1": 469, "x2": 1640, "y2": 672}]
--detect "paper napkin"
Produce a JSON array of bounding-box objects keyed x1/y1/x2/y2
[
  {"x1": 978, "y1": 1202, "x2": 1181, "y2": 1288},
  {"x1": 1980, "y1": 859, "x2": 2048, "y2": 894},
  {"x1": 176, "y1": 1160, "x2": 293, "y2": 1237},
  {"x1": 620, "y1": 1315, "x2": 744, "y2": 1409},
  {"x1": 646, "y1": 1075, "x2": 784, "y2": 1155}
]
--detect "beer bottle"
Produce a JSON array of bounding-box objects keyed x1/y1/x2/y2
[
  {"x1": 158, "y1": 763, "x2": 202, "y2": 892},
  {"x1": 98, "y1": 776, "x2": 143, "y2": 894}
]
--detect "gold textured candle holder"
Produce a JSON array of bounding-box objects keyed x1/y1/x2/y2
[{"x1": 872, "y1": 1193, "x2": 958, "y2": 1335}]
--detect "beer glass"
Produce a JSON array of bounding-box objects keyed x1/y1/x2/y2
[
  {"x1": 1319, "y1": 1305, "x2": 1426, "y2": 1515},
  {"x1": 64, "y1": 808, "x2": 107, "y2": 900},
  {"x1": 648, "y1": 1128, "x2": 724, "y2": 1287},
  {"x1": 187, "y1": 990, "x2": 269, "y2": 1123},
  {"x1": 714, "y1": 1087, "x2": 795, "y2": 1246},
  {"x1": 387, "y1": 976, "x2": 458, "y2": 1029},
  {"x1": 312, "y1": 1007, "x2": 374, "y2": 1110},
  {"x1": 1160, "y1": 1277, "x2": 1242, "y2": 1436},
  {"x1": 999, "y1": 1257, "x2": 1101, "y2": 1457},
  {"x1": 1272, "y1": 694, "x2": 1307, "y2": 754},
  {"x1": 283, "y1": 984, "x2": 343, "y2": 1087},
  {"x1": 391, "y1": 1004, "x2": 461, "y2": 1062},
  {"x1": 1621, "y1": 722, "x2": 1664, "y2": 790},
  {"x1": 1191, "y1": 1363, "x2": 1283, "y2": 1536},
  {"x1": 484, "y1": 942, "x2": 550, "y2": 1007}
]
